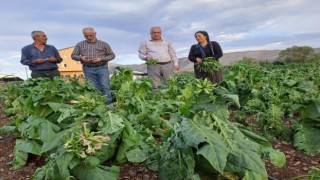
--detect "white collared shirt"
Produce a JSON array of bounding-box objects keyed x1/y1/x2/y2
[{"x1": 138, "y1": 39, "x2": 179, "y2": 66}]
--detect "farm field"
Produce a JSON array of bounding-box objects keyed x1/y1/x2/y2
[
  {"x1": 1, "y1": 59, "x2": 320, "y2": 179},
  {"x1": 1, "y1": 116, "x2": 320, "y2": 180}
]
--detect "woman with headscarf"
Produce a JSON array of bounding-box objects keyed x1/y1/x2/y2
[{"x1": 188, "y1": 31, "x2": 223, "y2": 83}]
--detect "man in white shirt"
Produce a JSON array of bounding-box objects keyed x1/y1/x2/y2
[{"x1": 138, "y1": 26, "x2": 180, "y2": 89}]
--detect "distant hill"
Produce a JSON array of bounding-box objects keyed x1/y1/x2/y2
[{"x1": 109, "y1": 48, "x2": 320, "y2": 74}]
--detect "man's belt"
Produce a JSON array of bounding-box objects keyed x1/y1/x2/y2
[
  {"x1": 83, "y1": 62, "x2": 107, "y2": 67},
  {"x1": 33, "y1": 68, "x2": 58, "y2": 71},
  {"x1": 156, "y1": 61, "x2": 172, "y2": 65}
]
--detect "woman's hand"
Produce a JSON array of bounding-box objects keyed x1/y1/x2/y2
[{"x1": 196, "y1": 58, "x2": 202, "y2": 64}]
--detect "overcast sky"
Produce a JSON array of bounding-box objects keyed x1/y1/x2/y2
[{"x1": 1, "y1": 0, "x2": 320, "y2": 79}]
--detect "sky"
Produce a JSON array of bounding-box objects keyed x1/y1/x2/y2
[{"x1": 1, "y1": 0, "x2": 320, "y2": 79}]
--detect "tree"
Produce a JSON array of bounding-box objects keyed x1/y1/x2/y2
[{"x1": 277, "y1": 46, "x2": 318, "y2": 63}]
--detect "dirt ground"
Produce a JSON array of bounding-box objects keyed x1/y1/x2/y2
[{"x1": 1, "y1": 103, "x2": 320, "y2": 180}]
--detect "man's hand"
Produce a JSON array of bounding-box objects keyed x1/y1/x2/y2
[
  {"x1": 91, "y1": 57, "x2": 105, "y2": 63},
  {"x1": 174, "y1": 65, "x2": 180, "y2": 71},
  {"x1": 80, "y1": 56, "x2": 91, "y2": 63},
  {"x1": 31, "y1": 59, "x2": 46, "y2": 64},
  {"x1": 146, "y1": 56, "x2": 153, "y2": 61},
  {"x1": 47, "y1": 57, "x2": 58, "y2": 63}
]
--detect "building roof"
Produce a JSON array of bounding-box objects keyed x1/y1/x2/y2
[
  {"x1": 59, "y1": 46, "x2": 75, "y2": 51},
  {"x1": 0, "y1": 74, "x2": 16, "y2": 78},
  {"x1": 132, "y1": 70, "x2": 147, "y2": 75},
  {"x1": 0, "y1": 73, "x2": 23, "y2": 80}
]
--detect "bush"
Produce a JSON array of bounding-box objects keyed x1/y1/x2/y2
[{"x1": 277, "y1": 46, "x2": 318, "y2": 63}]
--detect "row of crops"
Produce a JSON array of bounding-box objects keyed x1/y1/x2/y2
[
  {"x1": 1, "y1": 60, "x2": 320, "y2": 179},
  {"x1": 223, "y1": 60, "x2": 320, "y2": 152}
]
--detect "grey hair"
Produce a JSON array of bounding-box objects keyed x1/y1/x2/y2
[
  {"x1": 150, "y1": 26, "x2": 161, "y2": 34},
  {"x1": 82, "y1": 27, "x2": 95, "y2": 33},
  {"x1": 31, "y1": 31, "x2": 44, "y2": 40}
]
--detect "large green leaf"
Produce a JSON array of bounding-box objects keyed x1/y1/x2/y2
[
  {"x1": 307, "y1": 167, "x2": 320, "y2": 180},
  {"x1": 72, "y1": 165, "x2": 119, "y2": 180},
  {"x1": 178, "y1": 83, "x2": 195, "y2": 117},
  {"x1": 116, "y1": 120, "x2": 140, "y2": 163},
  {"x1": 20, "y1": 117, "x2": 42, "y2": 139},
  {"x1": 301, "y1": 97, "x2": 320, "y2": 121},
  {"x1": 180, "y1": 118, "x2": 229, "y2": 173},
  {"x1": 15, "y1": 139, "x2": 42, "y2": 155},
  {"x1": 294, "y1": 119, "x2": 320, "y2": 154},
  {"x1": 39, "y1": 121, "x2": 58, "y2": 142},
  {"x1": 48, "y1": 102, "x2": 75, "y2": 123},
  {"x1": 34, "y1": 103, "x2": 55, "y2": 118},
  {"x1": 9, "y1": 147, "x2": 28, "y2": 170},
  {"x1": 222, "y1": 94, "x2": 241, "y2": 108},
  {"x1": 193, "y1": 101, "x2": 229, "y2": 120},
  {"x1": 242, "y1": 170, "x2": 267, "y2": 180},
  {"x1": 101, "y1": 112, "x2": 125, "y2": 134},
  {"x1": 56, "y1": 152, "x2": 74, "y2": 178},
  {"x1": 41, "y1": 128, "x2": 73, "y2": 153},
  {"x1": 159, "y1": 140, "x2": 196, "y2": 180},
  {"x1": 125, "y1": 148, "x2": 148, "y2": 163},
  {"x1": 0, "y1": 126, "x2": 16, "y2": 134},
  {"x1": 31, "y1": 152, "x2": 71, "y2": 180},
  {"x1": 238, "y1": 126, "x2": 272, "y2": 147},
  {"x1": 83, "y1": 156, "x2": 100, "y2": 167},
  {"x1": 226, "y1": 150, "x2": 267, "y2": 176},
  {"x1": 262, "y1": 147, "x2": 286, "y2": 168},
  {"x1": 47, "y1": 102, "x2": 71, "y2": 112},
  {"x1": 213, "y1": 114, "x2": 267, "y2": 175}
]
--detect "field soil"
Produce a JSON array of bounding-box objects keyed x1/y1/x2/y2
[{"x1": 1, "y1": 102, "x2": 320, "y2": 180}]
